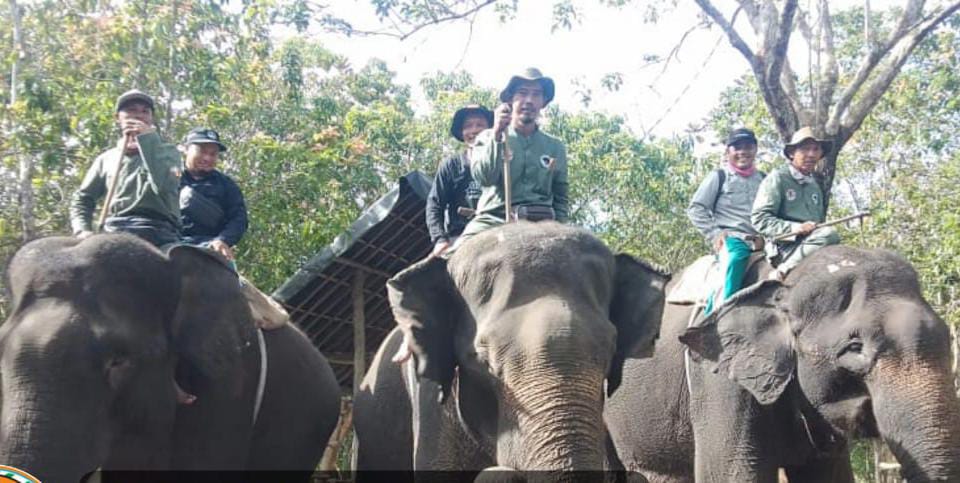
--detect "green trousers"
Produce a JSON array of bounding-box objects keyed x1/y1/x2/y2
[
  {"x1": 704, "y1": 236, "x2": 752, "y2": 315},
  {"x1": 777, "y1": 226, "x2": 841, "y2": 273}
]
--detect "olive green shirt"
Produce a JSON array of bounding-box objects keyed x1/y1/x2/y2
[
  {"x1": 69, "y1": 132, "x2": 181, "y2": 233},
  {"x1": 751, "y1": 164, "x2": 826, "y2": 239},
  {"x1": 470, "y1": 126, "x2": 569, "y2": 222}
]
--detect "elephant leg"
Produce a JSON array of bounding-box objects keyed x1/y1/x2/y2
[
  {"x1": 410, "y1": 364, "x2": 491, "y2": 471},
  {"x1": 782, "y1": 453, "x2": 854, "y2": 483}
]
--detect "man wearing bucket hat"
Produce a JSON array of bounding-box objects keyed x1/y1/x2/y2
[
  {"x1": 178, "y1": 127, "x2": 248, "y2": 262},
  {"x1": 70, "y1": 89, "x2": 182, "y2": 246},
  {"x1": 456, "y1": 67, "x2": 568, "y2": 245},
  {"x1": 752, "y1": 126, "x2": 840, "y2": 281},
  {"x1": 425, "y1": 104, "x2": 493, "y2": 256},
  {"x1": 687, "y1": 127, "x2": 765, "y2": 314}
]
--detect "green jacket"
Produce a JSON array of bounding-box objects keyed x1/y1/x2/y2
[
  {"x1": 470, "y1": 126, "x2": 569, "y2": 222},
  {"x1": 751, "y1": 164, "x2": 826, "y2": 239},
  {"x1": 69, "y1": 132, "x2": 181, "y2": 233}
]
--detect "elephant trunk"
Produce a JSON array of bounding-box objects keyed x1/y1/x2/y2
[
  {"x1": 0, "y1": 375, "x2": 105, "y2": 482},
  {"x1": 505, "y1": 359, "x2": 607, "y2": 471},
  {"x1": 869, "y1": 356, "x2": 960, "y2": 482}
]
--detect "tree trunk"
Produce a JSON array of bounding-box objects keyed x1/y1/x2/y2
[{"x1": 9, "y1": 0, "x2": 35, "y2": 242}]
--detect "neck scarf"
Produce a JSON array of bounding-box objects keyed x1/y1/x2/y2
[
  {"x1": 727, "y1": 160, "x2": 756, "y2": 178},
  {"x1": 789, "y1": 164, "x2": 815, "y2": 184}
]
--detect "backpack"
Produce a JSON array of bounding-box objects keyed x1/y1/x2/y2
[{"x1": 712, "y1": 168, "x2": 764, "y2": 211}]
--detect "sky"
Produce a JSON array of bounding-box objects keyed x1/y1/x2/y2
[{"x1": 313, "y1": 0, "x2": 904, "y2": 145}]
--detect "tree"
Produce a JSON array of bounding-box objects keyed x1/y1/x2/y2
[{"x1": 321, "y1": 0, "x2": 960, "y2": 211}]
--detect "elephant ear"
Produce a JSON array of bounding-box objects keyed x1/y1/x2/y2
[
  {"x1": 167, "y1": 246, "x2": 256, "y2": 393},
  {"x1": 679, "y1": 280, "x2": 795, "y2": 405},
  {"x1": 607, "y1": 254, "x2": 670, "y2": 395},
  {"x1": 387, "y1": 256, "x2": 462, "y2": 398}
]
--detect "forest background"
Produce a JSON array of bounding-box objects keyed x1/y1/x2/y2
[{"x1": 2, "y1": 1, "x2": 959, "y2": 479}]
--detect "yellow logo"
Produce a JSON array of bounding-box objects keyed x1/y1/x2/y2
[{"x1": 0, "y1": 465, "x2": 41, "y2": 483}]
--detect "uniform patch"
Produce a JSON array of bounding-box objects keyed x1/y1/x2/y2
[
  {"x1": 811, "y1": 193, "x2": 820, "y2": 204},
  {"x1": 785, "y1": 188, "x2": 797, "y2": 201},
  {"x1": 540, "y1": 155, "x2": 555, "y2": 170}
]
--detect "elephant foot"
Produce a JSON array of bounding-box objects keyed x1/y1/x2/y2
[{"x1": 174, "y1": 379, "x2": 196, "y2": 405}]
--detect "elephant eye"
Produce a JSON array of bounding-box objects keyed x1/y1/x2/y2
[{"x1": 840, "y1": 340, "x2": 863, "y2": 356}]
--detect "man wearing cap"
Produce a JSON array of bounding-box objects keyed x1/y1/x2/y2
[
  {"x1": 752, "y1": 126, "x2": 840, "y2": 281},
  {"x1": 455, "y1": 67, "x2": 569, "y2": 245},
  {"x1": 687, "y1": 127, "x2": 765, "y2": 314},
  {"x1": 179, "y1": 127, "x2": 248, "y2": 261},
  {"x1": 70, "y1": 89, "x2": 182, "y2": 246},
  {"x1": 425, "y1": 104, "x2": 492, "y2": 257}
]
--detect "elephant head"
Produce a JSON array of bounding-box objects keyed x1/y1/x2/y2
[
  {"x1": 0, "y1": 234, "x2": 257, "y2": 482},
  {"x1": 388, "y1": 221, "x2": 669, "y2": 470},
  {"x1": 681, "y1": 245, "x2": 960, "y2": 481}
]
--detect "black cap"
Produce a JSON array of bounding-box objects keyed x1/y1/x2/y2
[
  {"x1": 725, "y1": 128, "x2": 757, "y2": 147},
  {"x1": 184, "y1": 127, "x2": 227, "y2": 152},
  {"x1": 450, "y1": 105, "x2": 494, "y2": 142},
  {"x1": 115, "y1": 89, "x2": 155, "y2": 113}
]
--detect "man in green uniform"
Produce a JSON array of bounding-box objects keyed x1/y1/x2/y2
[
  {"x1": 752, "y1": 126, "x2": 841, "y2": 281},
  {"x1": 70, "y1": 90, "x2": 181, "y2": 246},
  {"x1": 454, "y1": 67, "x2": 569, "y2": 247}
]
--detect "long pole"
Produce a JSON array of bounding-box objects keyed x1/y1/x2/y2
[
  {"x1": 771, "y1": 211, "x2": 870, "y2": 242},
  {"x1": 501, "y1": 138, "x2": 512, "y2": 222},
  {"x1": 97, "y1": 135, "x2": 131, "y2": 231}
]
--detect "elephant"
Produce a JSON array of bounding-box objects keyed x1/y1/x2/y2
[
  {"x1": 604, "y1": 245, "x2": 960, "y2": 482},
  {"x1": 353, "y1": 221, "x2": 670, "y2": 474},
  {"x1": 0, "y1": 234, "x2": 342, "y2": 482}
]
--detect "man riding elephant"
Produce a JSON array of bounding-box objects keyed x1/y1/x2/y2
[
  {"x1": 752, "y1": 126, "x2": 840, "y2": 281},
  {"x1": 425, "y1": 104, "x2": 493, "y2": 257},
  {"x1": 454, "y1": 67, "x2": 569, "y2": 248},
  {"x1": 70, "y1": 90, "x2": 181, "y2": 246},
  {"x1": 179, "y1": 127, "x2": 248, "y2": 262},
  {"x1": 686, "y1": 127, "x2": 765, "y2": 314}
]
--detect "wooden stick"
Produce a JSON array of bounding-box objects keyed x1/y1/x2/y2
[
  {"x1": 772, "y1": 211, "x2": 870, "y2": 242},
  {"x1": 97, "y1": 135, "x2": 131, "y2": 231},
  {"x1": 501, "y1": 136, "x2": 512, "y2": 223}
]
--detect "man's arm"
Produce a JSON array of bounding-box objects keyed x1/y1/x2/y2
[
  {"x1": 552, "y1": 143, "x2": 569, "y2": 222},
  {"x1": 425, "y1": 160, "x2": 452, "y2": 244},
  {"x1": 217, "y1": 176, "x2": 249, "y2": 247},
  {"x1": 137, "y1": 131, "x2": 179, "y2": 194},
  {"x1": 686, "y1": 170, "x2": 722, "y2": 243},
  {"x1": 751, "y1": 174, "x2": 802, "y2": 238},
  {"x1": 470, "y1": 129, "x2": 502, "y2": 186},
  {"x1": 69, "y1": 154, "x2": 107, "y2": 234}
]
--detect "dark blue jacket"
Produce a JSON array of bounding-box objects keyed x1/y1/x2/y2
[
  {"x1": 425, "y1": 153, "x2": 481, "y2": 243},
  {"x1": 179, "y1": 170, "x2": 248, "y2": 246}
]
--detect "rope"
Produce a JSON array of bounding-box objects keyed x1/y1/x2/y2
[{"x1": 252, "y1": 328, "x2": 268, "y2": 426}]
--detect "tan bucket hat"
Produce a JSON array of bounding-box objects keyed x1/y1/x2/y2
[
  {"x1": 783, "y1": 126, "x2": 832, "y2": 159},
  {"x1": 498, "y1": 67, "x2": 555, "y2": 105}
]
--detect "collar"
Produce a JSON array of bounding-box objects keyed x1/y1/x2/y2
[{"x1": 788, "y1": 165, "x2": 815, "y2": 185}]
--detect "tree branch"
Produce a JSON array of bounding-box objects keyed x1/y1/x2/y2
[
  {"x1": 827, "y1": 0, "x2": 928, "y2": 131},
  {"x1": 694, "y1": 0, "x2": 758, "y2": 65},
  {"x1": 329, "y1": 0, "x2": 498, "y2": 41},
  {"x1": 780, "y1": 60, "x2": 810, "y2": 126},
  {"x1": 817, "y1": 0, "x2": 838, "y2": 130},
  {"x1": 840, "y1": 1, "x2": 960, "y2": 137},
  {"x1": 763, "y1": 0, "x2": 800, "y2": 137}
]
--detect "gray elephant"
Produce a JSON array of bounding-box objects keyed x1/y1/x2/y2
[
  {"x1": 605, "y1": 245, "x2": 960, "y2": 482},
  {"x1": 353, "y1": 221, "x2": 670, "y2": 473},
  {"x1": 0, "y1": 234, "x2": 342, "y2": 482}
]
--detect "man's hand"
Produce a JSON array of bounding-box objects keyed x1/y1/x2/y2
[
  {"x1": 76, "y1": 230, "x2": 94, "y2": 240},
  {"x1": 119, "y1": 119, "x2": 156, "y2": 140},
  {"x1": 432, "y1": 239, "x2": 450, "y2": 257},
  {"x1": 493, "y1": 103, "x2": 512, "y2": 142},
  {"x1": 712, "y1": 232, "x2": 726, "y2": 252},
  {"x1": 797, "y1": 221, "x2": 818, "y2": 235},
  {"x1": 209, "y1": 239, "x2": 235, "y2": 260}
]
